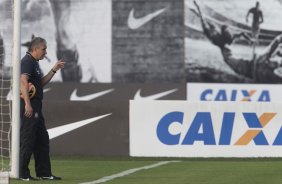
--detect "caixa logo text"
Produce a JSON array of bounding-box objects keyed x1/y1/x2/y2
[
  {"x1": 200, "y1": 89, "x2": 270, "y2": 101},
  {"x1": 157, "y1": 111, "x2": 282, "y2": 145}
]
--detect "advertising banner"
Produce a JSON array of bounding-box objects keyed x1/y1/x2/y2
[
  {"x1": 36, "y1": 83, "x2": 185, "y2": 156},
  {"x1": 187, "y1": 83, "x2": 282, "y2": 102},
  {"x1": 130, "y1": 101, "x2": 282, "y2": 157}
]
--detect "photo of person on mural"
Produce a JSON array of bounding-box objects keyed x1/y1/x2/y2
[
  {"x1": 22, "y1": 0, "x2": 82, "y2": 82},
  {"x1": 0, "y1": 0, "x2": 112, "y2": 83},
  {"x1": 185, "y1": 0, "x2": 282, "y2": 83},
  {"x1": 246, "y1": 1, "x2": 264, "y2": 41}
]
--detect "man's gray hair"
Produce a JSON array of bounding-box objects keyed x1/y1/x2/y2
[{"x1": 29, "y1": 37, "x2": 47, "y2": 52}]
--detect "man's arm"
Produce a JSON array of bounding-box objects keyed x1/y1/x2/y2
[
  {"x1": 21, "y1": 74, "x2": 33, "y2": 118},
  {"x1": 193, "y1": 1, "x2": 205, "y2": 28},
  {"x1": 246, "y1": 9, "x2": 251, "y2": 23},
  {"x1": 232, "y1": 32, "x2": 253, "y2": 44},
  {"x1": 190, "y1": 5, "x2": 213, "y2": 31},
  {"x1": 260, "y1": 11, "x2": 264, "y2": 24},
  {"x1": 41, "y1": 60, "x2": 65, "y2": 86},
  {"x1": 193, "y1": 0, "x2": 215, "y2": 40}
]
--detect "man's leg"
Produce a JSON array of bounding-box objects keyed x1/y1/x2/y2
[
  {"x1": 252, "y1": 23, "x2": 260, "y2": 39},
  {"x1": 49, "y1": 0, "x2": 82, "y2": 82},
  {"x1": 221, "y1": 47, "x2": 253, "y2": 79},
  {"x1": 19, "y1": 101, "x2": 37, "y2": 179},
  {"x1": 251, "y1": 23, "x2": 260, "y2": 47},
  {"x1": 34, "y1": 113, "x2": 51, "y2": 177},
  {"x1": 241, "y1": 32, "x2": 252, "y2": 43}
]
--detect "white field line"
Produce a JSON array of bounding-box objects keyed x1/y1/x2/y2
[{"x1": 80, "y1": 160, "x2": 181, "y2": 184}]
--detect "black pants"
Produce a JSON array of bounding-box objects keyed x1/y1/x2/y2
[{"x1": 20, "y1": 99, "x2": 51, "y2": 178}]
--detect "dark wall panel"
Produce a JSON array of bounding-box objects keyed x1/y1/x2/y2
[{"x1": 112, "y1": 0, "x2": 185, "y2": 83}]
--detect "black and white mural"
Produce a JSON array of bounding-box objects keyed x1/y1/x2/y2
[
  {"x1": 1, "y1": 0, "x2": 112, "y2": 83},
  {"x1": 2, "y1": 0, "x2": 282, "y2": 84},
  {"x1": 185, "y1": 0, "x2": 282, "y2": 83},
  {"x1": 1, "y1": 0, "x2": 186, "y2": 83}
]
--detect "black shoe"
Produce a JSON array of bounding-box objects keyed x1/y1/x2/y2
[
  {"x1": 19, "y1": 176, "x2": 38, "y2": 181},
  {"x1": 39, "y1": 175, "x2": 62, "y2": 180}
]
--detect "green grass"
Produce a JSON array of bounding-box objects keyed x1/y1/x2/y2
[{"x1": 9, "y1": 157, "x2": 282, "y2": 184}]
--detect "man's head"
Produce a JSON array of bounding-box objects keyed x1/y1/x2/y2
[
  {"x1": 221, "y1": 24, "x2": 229, "y2": 34},
  {"x1": 221, "y1": 24, "x2": 233, "y2": 44},
  {"x1": 28, "y1": 37, "x2": 47, "y2": 61},
  {"x1": 256, "y1": 1, "x2": 260, "y2": 9}
]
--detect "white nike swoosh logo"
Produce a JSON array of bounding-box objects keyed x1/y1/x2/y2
[
  {"x1": 43, "y1": 88, "x2": 51, "y2": 93},
  {"x1": 6, "y1": 87, "x2": 51, "y2": 101},
  {"x1": 127, "y1": 8, "x2": 166, "y2": 30},
  {"x1": 134, "y1": 89, "x2": 178, "y2": 100},
  {"x1": 70, "y1": 88, "x2": 114, "y2": 101},
  {"x1": 48, "y1": 113, "x2": 111, "y2": 139}
]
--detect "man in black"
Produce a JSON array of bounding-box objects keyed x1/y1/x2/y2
[
  {"x1": 20, "y1": 37, "x2": 65, "y2": 181},
  {"x1": 246, "y1": 1, "x2": 264, "y2": 40}
]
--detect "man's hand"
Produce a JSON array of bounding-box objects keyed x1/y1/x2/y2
[
  {"x1": 41, "y1": 60, "x2": 66, "y2": 86},
  {"x1": 24, "y1": 103, "x2": 33, "y2": 118},
  {"x1": 52, "y1": 60, "x2": 65, "y2": 72}
]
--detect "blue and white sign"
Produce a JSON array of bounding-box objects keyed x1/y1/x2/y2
[{"x1": 130, "y1": 100, "x2": 282, "y2": 157}]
